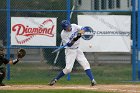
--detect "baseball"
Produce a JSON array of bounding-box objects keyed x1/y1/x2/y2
[{"x1": 89, "y1": 44, "x2": 92, "y2": 48}]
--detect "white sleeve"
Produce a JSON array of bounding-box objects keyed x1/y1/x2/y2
[
  {"x1": 72, "y1": 24, "x2": 82, "y2": 31},
  {"x1": 76, "y1": 24, "x2": 82, "y2": 30}
]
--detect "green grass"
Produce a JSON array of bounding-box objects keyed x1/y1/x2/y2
[
  {"x1": 0, "y1": 90, "x2": 114, "y2": 93},
  {"x1": 3, "y1": 62, "x2": 140, "y2": 85},
  {"x1": 1, "y1": 62, "x2": 139, "y2": 93}
]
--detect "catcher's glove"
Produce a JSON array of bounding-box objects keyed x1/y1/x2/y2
[{"x1": 17, "y1": 49, "x2": 26, "y2": 59}]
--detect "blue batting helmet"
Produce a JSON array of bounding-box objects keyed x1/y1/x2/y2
[{"x1": 61, "y1": 20, "x2": 71, "y2": 30}]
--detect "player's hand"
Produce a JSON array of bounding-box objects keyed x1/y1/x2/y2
[{"x1": 78, "y1": 30, "x2": 85, "y2": 35}]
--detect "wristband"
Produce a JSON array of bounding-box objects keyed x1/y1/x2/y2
[{"x1": 13, "y1": 59, "x2": 19, "y2": 65}]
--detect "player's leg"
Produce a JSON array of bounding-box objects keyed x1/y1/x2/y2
[
  {"x1": 76, "y1": 49, "x2": 96, "y2": 86},
  {"x1": 0, "y1": 67, "x2": 6, "y2": 86},
  {"x1": 48, "y1": 49, "x2": 77, "y2": 86}
]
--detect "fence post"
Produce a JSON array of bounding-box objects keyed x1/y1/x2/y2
[
  {"x1": 66, "y1": 0, "x2": 71, "y2": 81},
  {"x1": 137, "y1": 0, "x2": 140, "y2": 80},
  {"x1": 6, "y1": 0, "x2": 11, "y2": 80},
  {"x1": 132, "y1": 0, "x2": 137, "y2": 81}
]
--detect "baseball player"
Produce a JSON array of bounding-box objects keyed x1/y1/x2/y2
[
  {"x1": 48, "y1": 20, "x2": 96, "y2": 86},
  {"x1": 0, "y1": 45, "x2": 25, "y2": 86}
]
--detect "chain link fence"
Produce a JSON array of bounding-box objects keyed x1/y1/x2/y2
[{"x1": 0, "y1": 0, "x2": 133, "y2": 80}]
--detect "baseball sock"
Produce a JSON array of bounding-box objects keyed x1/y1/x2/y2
[
  {"x1": 55, "y1": 71, "x2": 65, "y2": 80},
  {"x1": 85, "y1": 69, "x2": 94, "y2": 81}
]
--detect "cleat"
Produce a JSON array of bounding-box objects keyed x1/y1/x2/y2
[
  {"x1": 91, "y1": 79, "x2": 96, "y2": 86},
  {"x1": 48, "y1": 79, "x2": 57, "y2": 86},
  {"x1": 0, "y1": 83, "x2": 5, "y2": 86}
]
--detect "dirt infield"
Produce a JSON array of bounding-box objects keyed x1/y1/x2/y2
[{"x1": 0, "y1": 84, "x2": 140, "y2": 93}]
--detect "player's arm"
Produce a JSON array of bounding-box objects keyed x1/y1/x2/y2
[
  {"x1": 67, "y1": 30, "x2": 85, "y2": 47},
  {"x1": 73, "y1": 25, "x2": 85, "y2": 41},
  {"x1": 8, "y1": 49, "x2": 26, "y2": 65},
  {"x1": 10, "y1": 58, "x2": 20, "y2": 65},
  {"x1": 61, "y1": 32, "x2": 72, "y2": 47},
  {"x1": 3, "y1": 58, "x2": 19, "y2": 65},
  {"x1": 73, "y1": 30, "x2": 85, "y2": 41}
]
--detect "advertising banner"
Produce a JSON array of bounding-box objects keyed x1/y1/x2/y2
[
  {"x1": 78, "y1": 15, "x2": 131, "y2": 52},
  {"x1": 11, "y1": 17, "x2": 57, "y2": 46}
]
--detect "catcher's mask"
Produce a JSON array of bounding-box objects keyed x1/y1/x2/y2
[
  {"x1": 0, "y1": 45, "x2": 5, "y2": 57},
  {"x1": 61, "y1": 20, "x2": 71, "y2": 31}
]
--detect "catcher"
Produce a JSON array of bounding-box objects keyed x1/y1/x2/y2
[{"x1": 0, "y1": 45, "x2": 26, "y2": 86}]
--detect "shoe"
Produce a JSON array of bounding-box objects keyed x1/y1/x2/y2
[
  {"x1": 91, "y1": 79, "x2": 96, "y2": 86},
  {"x1": 0, "y1": 83, "x2": 5, "y2": 86},
  {"x1": 48, "y1": 79, "x2": 57, "y2": 86}
]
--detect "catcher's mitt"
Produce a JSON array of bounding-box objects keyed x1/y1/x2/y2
[{"x1": 17, "y1": 49, "x2": 26, "y2": 59}]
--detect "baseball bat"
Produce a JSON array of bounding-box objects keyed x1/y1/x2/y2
[
  {"x1": 53, "y1": 42, "x2": 62, "y2": 64},
  {"x1": 52, "y1": 44, "x2": 67, "y2": 53}
]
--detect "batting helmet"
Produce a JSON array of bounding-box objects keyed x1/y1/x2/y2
[{"x1": 61, "y1": 20, "x2": 71, "y2": 30}]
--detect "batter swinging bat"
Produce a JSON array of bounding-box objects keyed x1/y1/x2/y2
[
  {"x1": 52, "y1": 29, "x2": 86, "y2": 53},
  {"x1": 52, "y1": 33, "x2": 79, "y2": 53}
]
